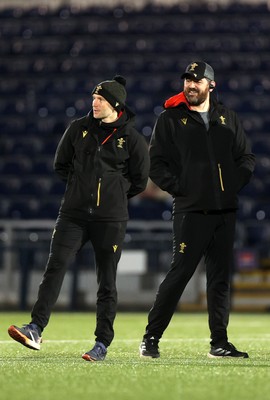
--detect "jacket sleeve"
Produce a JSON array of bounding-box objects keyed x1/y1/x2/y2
[
  {"x1": 149, "y1": 112, "x2": 182, "y2": 196},
  {"x1": 232, "y1": 111, "x2": 256, "y2": 191},
  {"x1": 127, "y1": 131, "x2": 150, "y2": 199},
  {"x1": 53, "y1": 122, "x2": 76, "y2": 181}
]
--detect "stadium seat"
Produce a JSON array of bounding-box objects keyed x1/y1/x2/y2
[
  {"x1": 239, "y1": 177, "x2": 264, "y2": 197},
  {"x1": 254, "y1": 156, "x2": 270, "y2": 178},
  {"x1": 245, "y1": 221, "x2": 270, "y2": 247},
  {"x1": 17, "y1": 179, "x2": 52, "y2": 196},
  {"x1": 1, "y1": 158, "x2": 32, "y2": 175},
  {"x1": 38, "y1": 200, "x2": 60, "y2": 219},
  {"x1": 49, "y1": 180, "x2": 66, "y2": 196},
  {"x1": 32, "y1": 158, "x2": 54, "y2": 175},
  {"x1": 0, "y1": 177, "x2": 22, "y2": 195},
  {"x1": 8, "y1": 199, "x2": 40, "y2": 219}
]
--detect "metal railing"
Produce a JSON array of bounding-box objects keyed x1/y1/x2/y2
[{"x1": 0, "y1": 219, "x2": 173, "y2": 309}]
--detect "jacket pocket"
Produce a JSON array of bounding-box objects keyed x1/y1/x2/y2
[{"x1": 97, "y1": 174, "x2": 127, "y2": 214}]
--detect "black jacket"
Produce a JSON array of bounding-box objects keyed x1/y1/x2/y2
[
  {"x1": 54, "y1": 108, "x2": 150, "y2": 221},
  {"x1": 149, "y1": 93, "x2": 255, "y2": 213}
]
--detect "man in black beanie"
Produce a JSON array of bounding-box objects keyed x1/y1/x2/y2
[{"x1": 8, "y1": 75, "x2": 150, "y2": 362}]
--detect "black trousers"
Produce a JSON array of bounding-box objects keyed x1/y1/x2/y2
[
  {"x1": 144, "y1": 211, "x2": 236, "y2": 346},
  {"x1": 31, "y1": 215, "x2": 127, "y2": 347}
]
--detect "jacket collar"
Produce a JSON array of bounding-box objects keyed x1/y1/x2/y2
[
  {"x1": 164, "y1": 91, "x2": 220, "y2": 111},
  {"x1": 164, "y1": 91, "x2": 190, "y2": 109}
]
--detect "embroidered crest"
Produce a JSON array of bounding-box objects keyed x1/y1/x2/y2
[
  {"x1": 82, "y1": 130, "x2": 88, "y2": 138},
  {"x1": 188, "y1": 62, "x2": 199, "y2": 77},
  {"x1": 179, "y1": 242, "x2": 187, "y2": 253},
  {"x1": 117, "y1": 138, "x2": 125, "y2": 148},
  {"x1": 94, "y1": 84, "x2": 102, "y2": 94},
  {"x1": 189, "y1": 62, "x2": 198, "y2": 72},
  {"x1": 181, "y1": 118, "x2": 188, "y2": 125},
  {"x1": 219, "y1": 116, "x2": 226, "y2": 125}
]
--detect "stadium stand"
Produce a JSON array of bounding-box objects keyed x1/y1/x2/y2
[{"x1": 0, "y1": 0, "x2": 269, "y2": 276}]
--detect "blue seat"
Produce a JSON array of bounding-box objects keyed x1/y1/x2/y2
[
  {"x1": 11, "y1": 138, "x2": 43, "y2": 156},
  {"x1": 254, "y1": 156, "x2": 270, "y2": 178},
  {"x1": 239, "y1": 177, "x2": 264, "y2": 197},
  {"x1": 260, "y1": 177, "x2": 270, "y2": 198},
  {"x1": 245, "y1": 221, "x2": 270, "y2": 247},
  {"x1": 32, "y1": 158, "x2": 54, "y2": 175},
  {"x1": 0, "y1": 136, "x2": 14, "y2": 156},
  {"x1": 38, "y1": 200, "x2": 59, "y2": 219},
  {"x1": 18, "y1": 179, "x2": 52, "y2": 196},
  {"x1": 42, "y1": 138, "x2": 59, "y2": 155},
  {"x1": 252, "y1": 137, "x2": 270, "y2": 155},
  {"x1": 0, "y1": 178, "x2": 21, "y2": 195},
  {"x1": 49, "y1": 180, "x2": 66, "y2": 196},
  {"x1": 237, "y1": 198, "x2": 256, "y2": 220},
  {"x1": 0, "y1": 199, "x2": 10, "y2": 219},
  {"x1": 8, "y1": 199, "x2": 39, "y2": 219},
  {"x1": 1, "y1": 158, "x2": 32, "y2": 175}
]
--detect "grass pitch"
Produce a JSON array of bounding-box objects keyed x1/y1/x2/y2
[{"x1": 0, "y1": 312, "x2": 269, "y2": 400}]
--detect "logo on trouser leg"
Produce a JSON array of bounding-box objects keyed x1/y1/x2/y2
[{"x1": 113, "y1": 245, "x2": 118, "y2": 253}]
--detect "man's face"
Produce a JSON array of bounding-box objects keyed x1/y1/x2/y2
[
  {"x1": 92, "y1": 94, "x2": 115, "y2": 120},
  {"x1": 183, "y1": 77, "x2": 210, "y2": 106}
]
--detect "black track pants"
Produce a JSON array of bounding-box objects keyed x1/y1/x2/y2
[
  {"x1": 31, "y1": 215, "x2": 127, "y2": 347},
  {"x1": 144, "y1": 211, "x2": 236, "y2": 346}
]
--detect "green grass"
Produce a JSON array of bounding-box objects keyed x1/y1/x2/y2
[{"x1": 0, "y1": 312, "x2": 269, "y2": 400}]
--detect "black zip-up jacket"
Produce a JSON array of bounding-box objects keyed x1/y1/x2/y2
[
  {"x1": 149, "y1": 92, "x2": 255, "y2": 213},
  {"x1": 54, "y1": 108, "x2": 150, "y2": 221}
]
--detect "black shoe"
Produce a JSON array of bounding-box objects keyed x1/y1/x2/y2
[
  {"x1": 208, "y1": 342, "x2": 249, "y2": 358},
  {"x1": 8, "y1": 324, "x2": 42, "y2": 350},
  {"x1": 82, "y1": 341, "x2": 107, "y2": 362},
  {"x1": 139, "y1": 337, "x2": 160, "y2": 358}
]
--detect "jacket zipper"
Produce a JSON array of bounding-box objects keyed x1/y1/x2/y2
[
  {"x1": 218, "y1": 163, "x2": 225, "y2": 191},
  {"x1": 93, "y1": 127, "x2": 119, "y2": 210},
  {"x1": 97, "y1": 178, "x2": 101, "y2": 206}
]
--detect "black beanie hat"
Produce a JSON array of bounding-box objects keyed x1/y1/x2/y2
[{"x1": 92, "y1": 75, "x2": 127, "y2": 111}]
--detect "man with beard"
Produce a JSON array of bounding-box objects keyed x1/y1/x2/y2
[
  {"x1": 8, "y1": 75, "x2": 150, "y2": 362},
  {"x1": 139, "y1": 61, "x2": 255, "y2": 359}
]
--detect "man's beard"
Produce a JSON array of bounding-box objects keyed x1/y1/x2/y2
[{"x1": 184, "y1": 87, "x2": 208, "y2": 106}]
